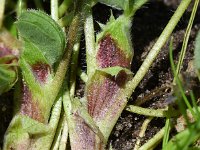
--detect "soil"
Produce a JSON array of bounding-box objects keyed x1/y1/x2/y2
[{"x1": 1, "y1": 0, "x2": 200, "y2": 149}]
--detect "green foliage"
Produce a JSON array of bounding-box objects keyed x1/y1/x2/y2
[
  {"x1": 98, "y1": 66, "x2": 133, "y2": 77},
  {"x1": 3, "y1": 10, "x2": 67, "y2": 150},
  {"x1": 164, "y1": 121, "x2": 200, "y2": 150},
  {"x1": 3, "y1": 115, "x2": 52, "y2": 150},
  {"x1": 16, "y1": 10, "x2": 66, "y2": 67},
  {"x1": 97, "y1": 0, "x2": 148, "y2": 14},
  {"x1": 97, "y1": 0, "x2": 124, "y2": 9},
  {"x1": 0, "y1": 57, "x2": 17, "y2": 94}
]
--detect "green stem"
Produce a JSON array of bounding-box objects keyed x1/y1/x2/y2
[
  {"x1": 0, "y1": 0, "x2": 5, "y2": 29},
  {"x1": 125, "y1": 0, "x2": 192, "y2": 97},
  {"x1": 48, "y1": 98, "x2": 62, "y2": 149},
  {"x1": 190, "y1": 91, "x2": 200, "y2": 118},
  {"x1": 49, "y1": 98, "x2": 63, "y2": 127},
  {"x1": 58, "y1": 12, "x2": 74, "y2": 27},
  {"x1": 59, "y1": 118, "x2": 69, "y2": 150},
  {"x1": 84, "y1": 10, "x2": 96, "y2": 78},
  {"x1": 50, "y1": 15, "x2": 81, "y2": 102},
  {"x1": 58, "y1": 0, "x2": 72, "y2": 17},
  {"x1": 162, "y1": 118, "x2": 171, "y2": 148},
  {"x1": 69, "y1": 42, "x2": 80, "y2": 97},
  {"x1": 175, "y1": 0, "x2": 199, "y2": 76},
  {"x1": 134, "y1": 117, "x2": 153, "y2": 150},
  {"x1": 126, "y1": 105, "x2": 179, "y2": 117},
  {"x1": 51, "y1": 0, "x2": 59, "y2": 21},
  {"x1": 17, "y1": 0, "x2": 27, "y2": 17},
  {"x1": 169, "y1": 38, "x2": 197, "y2": 120},
  {"x1": 77, "y1": 68, "x2": 88, "y2": 82},
  {"x1": 51, "y1": 112, "x2": 64, "y2": 150}
]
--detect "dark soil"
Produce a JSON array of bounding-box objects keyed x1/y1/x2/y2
[{"x1": 1, "y1": 0, "x2": 200, "y2": 149}]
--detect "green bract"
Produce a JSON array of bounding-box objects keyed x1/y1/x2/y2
[{"x1": 96, "y1": 14, "x2": 133, "y2": 60}]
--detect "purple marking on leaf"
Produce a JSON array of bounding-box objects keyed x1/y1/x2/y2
[
  {"x1": 96, "y1": 35, "x2": 131, "y2": 68},
  {"x1": 71, "y1": 113, "x2": 103, "y2": 150},
  {"x1": 0, "y1": 45, "x2": 12, "y2": 57},
  {"x1": 73, "y1": 113, "x2": 95, "y2": 149},
  {"x1": 31, "y1": 63, "x2": 50, "y2": 83},
  {"x1": 87, "y1": 72, "x2": 128, "y2": 121},
  {"x1": 20, "y1": 82, "x2": 44, "y2": 122}
]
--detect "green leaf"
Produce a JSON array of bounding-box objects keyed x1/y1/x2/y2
[
  {"x1": 3, "y1": 115, "x2": 52, "y2": 150},
  {"x1": 97, "y1": 0, "x2": 148, "y2": 16},
  {"x1": 0, "y1": 63, "x2": 17, "y2": 94},
  {"x1": 16, "y1": 10, "x2": 66, "y2": 67},
  {"x1": 97, "y1": 0, "x2": 125, "y2": 9},
  {"x1": 194, "y1": 30, "x2": 200, "y2": 75},
  {"x1": 97, "y1": 66, "x2": 133, "y2": 77},
  {"x1": 164, "y1": 122, "x2": 200, "y2": 150}
]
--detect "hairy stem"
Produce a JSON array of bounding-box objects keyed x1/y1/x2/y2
[
  {"x1": 51, "y1": 0, "x2": 59, "y2": 21},
  {"x1": 125, "y1": 0, "x2": 192, "y2": 98},
  {"x1": 84, "y1": 11, "x2": 96, "y2": 78},
  {"x1": 126, "y1": 105, "x2": 179, "y2": 117},
  {"x1": 59, "y1": 118, "x2": 69, "y2": 150},
  {"x1": 50, "y1": 15, "x2": 80, "y2": 102}
]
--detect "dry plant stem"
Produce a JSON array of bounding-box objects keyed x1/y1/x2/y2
[
  {"x1": 139, "y1": 127, "x2": 165, "y2": 150},
  {"x1": 0, "y1": 0, "x2": 5, "y2": 29},
  {"x1": 126, "y1": 0, "x2": 192, "y2": 96},
  {"x1": 175, "y1": 0, "x2": 199, "y2": 76},
  {"x1": 134, "y1": 117, "x2": 153, "y2": 150}
]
